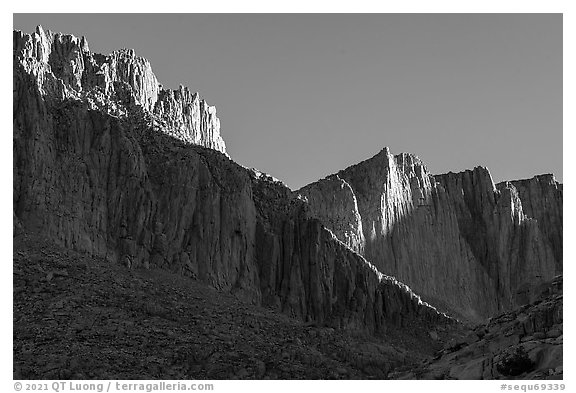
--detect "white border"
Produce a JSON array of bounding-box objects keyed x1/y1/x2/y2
[{"x1": 4, "y1": 3, "x2": 572, "y2": 392}]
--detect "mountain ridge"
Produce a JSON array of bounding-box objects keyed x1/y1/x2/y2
[
  {"x1": 13, "y1": 25, "x2": 226, "y2": 154},
  {"x1": 297, "y1": 147, "x2": 562, "y2": 322},
  {"x1": 13, "y1": 26, "x2": 452, "y2": 337}
]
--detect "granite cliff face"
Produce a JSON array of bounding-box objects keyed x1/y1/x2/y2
[
  {"x1": 13, "y1": 26, "x2": 226, "y2": 153},
  {"x1": 504, "y1": 175, "x2": 563, "y2": 269},
  {"x1": 297, "y1": 149, "x2": 562, "y2": 321},
  {"x1": 13, "y1": 27, "x2": 450, "y2": 335}
]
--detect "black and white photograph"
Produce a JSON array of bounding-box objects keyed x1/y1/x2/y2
[{"x1": 11, "y1": 10, "x2": 565, "y2": 388}]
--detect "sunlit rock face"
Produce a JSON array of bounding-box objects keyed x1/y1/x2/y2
[
  {"x1": 297, "y1": 174, "x2": 365, "y2": 254},
  {"x1": 13, "y1": 26, "x2": 226, "y2": 154},
  {"x1": 298, "y1": 149, "x2": 562, "y2": 322},
  {"x1": 14, "y1": 27, "x2": 451, "y2": 335},
  {"x1": 153, "y1": 86, "x2": 226, "y2": 153}
]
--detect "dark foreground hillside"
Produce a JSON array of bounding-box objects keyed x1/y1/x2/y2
[{"x1": 14, "y1": 232, "x2": 454, "y2": 380}]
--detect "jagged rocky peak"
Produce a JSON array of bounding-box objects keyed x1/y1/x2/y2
[
  {"x1": 153, "y1": 85, "x2": 226, "y2": 153},
  {"x1": 13, "y1": 26, "x2": 226, "y2": 154},
  {"x1": 435, "y1": 165, "x2": 497, "y2": 205},
  {"x1": 345, "y1": 147, "x2": 428, "y2": 176},
  {"x1": 298, "y1": 147, "x2": 562, "y2": 322},
  {"x1": 99, "y1": 48, "x2": 161, "y2": 111},
  {"x1": 13, "y1": 25, "x2": 75, "y2": 64},
  {"x1": 297, "y1": 147, "x2": 433, "y2": 255}
]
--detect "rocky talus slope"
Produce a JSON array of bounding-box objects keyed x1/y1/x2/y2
[
  {"x1": 14, "y1": 233, "x2": 450, "y2": 380},
  {"x1": 13, "y1": 26, "x2": 450, "y2": 340},
  {"x1": 297, "y1": 149, "x2": 562, "y2": 321},
  {"x1": 391, "y1": 275, "x2": 563, "y2": 380}
]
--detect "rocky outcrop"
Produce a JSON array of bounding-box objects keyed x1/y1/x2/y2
[
  {"x1": 392, "y1": 275, "x2": 563, "y2": 380},
  {"x1": 13, "y1": 27, "x2": 450, "y2": 335},
  {"x1": 298, "y1": 149, "x2": 562, "y2": 321},
  {"x1": 13, "y1": 26, "x2": 226, "y2": 153},
  {"x1": 153, "y1": 86, "x2": 226, "y2": 152}
]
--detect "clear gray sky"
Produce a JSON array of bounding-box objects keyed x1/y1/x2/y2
[{"x1": 13, "y1": 14, "x2": 562, "y2": 189}]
